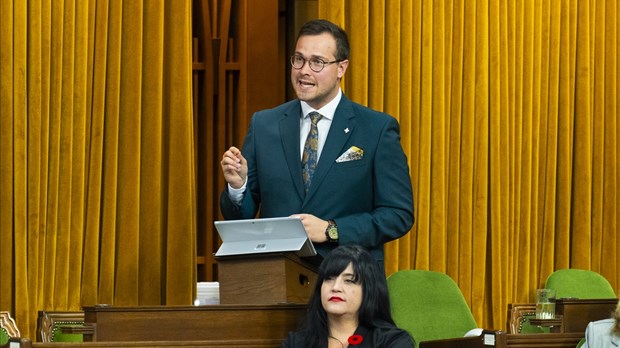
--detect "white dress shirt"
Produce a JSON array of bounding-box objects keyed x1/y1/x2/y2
[{"x1": 298, "y1": 89, "x2": 342, "y2": 160}]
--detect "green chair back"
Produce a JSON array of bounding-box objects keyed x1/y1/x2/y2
[
  {"x1": 37, "y1": 311, "x2": 85, "y2": 342},
  {"x1": 387, "y1": 270, "x2": 478, "y2": 347},
  {"x1": 51, "y1": 321, "x2": 84, "y2": 342},
  {"x1": 0, "y1": 327, "x2": 9, "y2": 345},
  {"x1": 545, "y1": 269, "x2": 616, "y2": 299}
]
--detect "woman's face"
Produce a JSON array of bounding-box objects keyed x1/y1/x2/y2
[{"x1": 321, "y1": 263, "x2": 363, "y2": 319}]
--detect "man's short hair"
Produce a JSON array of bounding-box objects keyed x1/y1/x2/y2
[{"x1": 296, "y1": 19, "x2": 350, "y2": 61}]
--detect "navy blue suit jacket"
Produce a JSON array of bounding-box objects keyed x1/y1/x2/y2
[{"x1": 220, "y1": 95, "x2": 414, "y2": 262}]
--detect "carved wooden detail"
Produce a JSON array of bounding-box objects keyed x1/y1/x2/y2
[
  {"x1": 37, "y1": 311, "x2": 86, "y2": 342},
  {"x1": 0, "y1": 311, "x2": 20, "y2": 338}
]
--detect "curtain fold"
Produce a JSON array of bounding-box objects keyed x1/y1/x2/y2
[
  {"x1": 0, "y1": 0, "x2": 195, "y2": 337},
  {"x1": 320, "y1": 0, "x2": 619, "y2": 330}
]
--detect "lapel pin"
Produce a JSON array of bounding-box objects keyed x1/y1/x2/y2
[{"x1": 344, "y1": 128, "x2": 350, "y2": 133}]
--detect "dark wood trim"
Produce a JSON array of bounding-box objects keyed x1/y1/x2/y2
[{"x1": 192, "y1": 0, "x2": 286, "y2": 283}]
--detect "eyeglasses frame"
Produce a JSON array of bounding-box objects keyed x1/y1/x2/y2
[{"x1": 290, "y1": 54, "x2": 344, "y2": 73}]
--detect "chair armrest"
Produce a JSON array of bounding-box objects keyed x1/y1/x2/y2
[{"x1": 419, "y1": 330, "x2": 507, "y2": 348}]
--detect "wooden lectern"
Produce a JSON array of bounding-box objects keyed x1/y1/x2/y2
[
  {"x1": 71, "y1": 253, "x2": 317, "y2": 345},
  {"x1": 217, "y1": 252, "x2": 319, "y2": 304}
]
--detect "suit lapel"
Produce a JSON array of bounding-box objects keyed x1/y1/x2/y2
[
  {"x1": 280, "y1": 103, "x2": 305, "y2": 200},
  {"x1": 304, "y1": 96, "x2": 356, "y2": 202}
]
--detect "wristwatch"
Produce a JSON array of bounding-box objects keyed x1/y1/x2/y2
[{"x1": 325, "y1": 220, "x2": 339, "y2": 243}]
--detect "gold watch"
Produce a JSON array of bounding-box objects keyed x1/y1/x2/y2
[{"x1": 325, "y1": 220, "x2": 338, "y2": 243}]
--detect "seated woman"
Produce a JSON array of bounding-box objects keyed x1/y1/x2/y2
[
  {"x1": 582, "y1": 299, "x2": 620, "y2": 348},
  {"x1": 282, "y1": 245, "x2": 414, "y2": 347}
]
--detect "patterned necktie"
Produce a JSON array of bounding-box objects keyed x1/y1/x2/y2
[{"x1": 302, "y1": 112, "x2": 322, "y2": 193}]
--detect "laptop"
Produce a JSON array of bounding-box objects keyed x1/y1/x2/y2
[{"x1": 214, "y1": 216, "x2": 317, "y2": 258}]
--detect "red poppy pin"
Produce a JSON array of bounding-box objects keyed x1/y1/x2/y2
[{"x1": 348, "y1": 334, "x2": 363, "y2": 345}]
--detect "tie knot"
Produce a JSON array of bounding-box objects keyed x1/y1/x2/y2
[{"x1": 308, "y1": 112, "x2": 322, "y2": 125}]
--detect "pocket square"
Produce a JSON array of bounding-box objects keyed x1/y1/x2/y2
[{"x1": 336, "y1": 146, "x2": 364, "y2": 163}]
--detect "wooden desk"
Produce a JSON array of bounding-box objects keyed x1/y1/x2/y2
[
  {"x1": 556, "y1": 298, "x2": 618, "y2": 333},
  {"x1": 29, "y1": 339, "x2": 283, "y2": 347},
  {"x1": 418, "y1": 330, "x2": 507, "y2": 348},
  {"x1": 24, "y1": 335, "x2": 582, "y2": 348},
  {"x1": 81, "y1": 304, "x2": 306, "y2": 343},
  {"x1": 417, "y1": 332, "x2": 584, "y2": 348},
  {"x1": 506, "y1": 332, "x2": 583, "y2": 348}
]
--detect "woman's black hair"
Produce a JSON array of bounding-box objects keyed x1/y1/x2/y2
[{"x1": 296, "y1": 244, "x2": 396, "y2": 346}]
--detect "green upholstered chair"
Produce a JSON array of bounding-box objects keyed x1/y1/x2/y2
[
  {"x1": 37, "y1": 311, "x2": 85, "y2": 342},
  {"x1": 545, "y1": 269, "x2": 616, "y2": 299},
  {"x1": 0, "y1": 312, "x2": 20, "y2": 345},
  {"x1": 506, "y1": 303, "x2": 549, "y2": 334},
  {"x1": 387, "y1": 270, "x2": 484, "y2": 347},
  {"x1": 0, "y1": 328, "x2": 7, "y2": 346}
]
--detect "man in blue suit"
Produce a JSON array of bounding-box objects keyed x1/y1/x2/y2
[{"x1": 220, "y1": 19, "x2": 414, "y2": 266}]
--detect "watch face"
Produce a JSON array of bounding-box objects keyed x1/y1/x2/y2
[{"x1": 328, "y1": 228, "x2": 338, "y2": 239}]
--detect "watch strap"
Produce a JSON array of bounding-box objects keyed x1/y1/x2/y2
[{"x1": 325, "y1": 220, "x2": 338, "y2": 243}]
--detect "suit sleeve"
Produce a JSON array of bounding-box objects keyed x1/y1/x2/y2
[{"x1": 220, "y1": 115, "x2": 260, "y2": 220}]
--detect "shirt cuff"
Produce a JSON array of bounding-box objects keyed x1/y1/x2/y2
[{"x1": 227, "y1": 178, "x2": 247, "y2": 205}]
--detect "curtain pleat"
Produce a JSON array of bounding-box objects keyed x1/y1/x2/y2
[
  {"x1": 139, "y1": 0, "x2": 165, "y2": 305},
  {"x1": 13, "y1": 0, "x2": 29, "y2": 336},
  {"x1": 320, "y1": 0, "x2": 620, "y2": 330},
  {"x1": 115, "y1": 0, "x2": 143, "y2": 306},
  {"x1": 0, "y1": 0, "x2": 195, "y2": 337},
  {"x1": 162, "y1": 0, "x2": 196, "y2": 305}
]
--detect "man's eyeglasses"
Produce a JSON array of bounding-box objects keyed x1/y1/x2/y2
[{"x1": 290, "y1": 55, "x2": 343, "y2": 73}]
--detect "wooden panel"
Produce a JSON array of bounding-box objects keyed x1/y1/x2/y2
[
  {"x1": 506, "y1": 299, "x2": 618, "y2": 335},
  {"x1": 26, "y1": 333, "x2": 585, "y2": 348},
  {"x1": 419, "y1": 330, "x2": 507, "y2": 348},
  {"x1": 192, "y1": 0, "x2": 287, "y2": 283},
  {"x1": 30, "y1": 339, "x2": 283, "y2": 348},
  {"x1": 82, "y1": 304, "x2": 305, "y2": 343},
  {"x1": 505, "y1": 332, "x2": 583, "y2": 348},
  {"x1": 418, "y1": 331, "x2": 584, "y2": 348},
  {"x1": 217, "y1": 253, "x2": 317, "y2": 305},
  {"x1": 555, "y1": 298, "x2": 618, "y2": 333}
]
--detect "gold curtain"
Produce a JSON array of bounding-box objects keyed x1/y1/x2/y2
[
  {"x1": 0, "y1": 0, "x2": 196, "y2": 338},
  {"x1": 320, "y1": 0, "x2": 619, "y2": 329}
]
